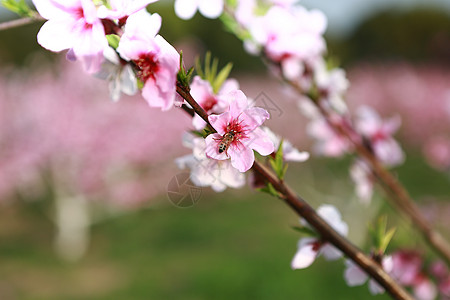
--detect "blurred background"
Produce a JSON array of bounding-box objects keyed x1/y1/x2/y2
[{"x1": 0, "y1": 0, "x2": 449, "y2": 299}]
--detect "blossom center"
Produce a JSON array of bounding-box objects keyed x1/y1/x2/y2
[
  {"x1": 134, "y1": 53, "x2": 160, "y2": 83},
  {"x1": 223, "y1": 118, "x2": 247, "y2": 141},
  {"x1": 202, "y1": 96, "x2": 217, "y2": 112},
  {"x1": 372, "y1": 130, "x2": 388, "y2": 142}
]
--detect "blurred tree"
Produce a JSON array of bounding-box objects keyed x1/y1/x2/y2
[{"x1": 328, "y1": 8, "x2": 450, "y2": 66}]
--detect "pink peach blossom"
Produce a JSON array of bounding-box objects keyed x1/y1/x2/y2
[
  {"x1": 117, "y1": 10, "x2": 179, "y2": 110},
  {"x1": 291, "y1": 205, "x2": 348, "y2": 269},
  {"x1": 189, "y1": 76, "x2": 239, "y2": 130},
  {"x1": 32, "y1": 0, "x2": 108, "y2": 73},
  {"x1": 174, "y1": 0, "x2": 224, "y2": 20},
  {"x1": 205, "y1": 90, "x2": 274, "y2": 172}
]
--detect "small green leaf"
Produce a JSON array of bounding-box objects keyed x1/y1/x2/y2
[
  {"x1": 258, "y1": 183, "x2": 279, "y2": 197},
  {"x1": 210, "y1": 57, "x2": 218, "y2": 81},
  {"x1": 269, "y1": 140, "x2": 287, "y2": 180},
  {"x1": 186, "y1": 67, "x2": 195, "y2": 82},
  {"x1": 204, "y1": 52, "x2": 211, "y2": 80},
  {"x1": 369, "y1": 215, "x2": 396, "y2": 254},
  {"x1": 291, "y1": 225, "x2": 318, "y2": 238},
  {"x1": 195, "y1": 56, "x2": 204, "y2": 79},
  {"x1": 106, "y1": 34, "x2": 120, "y2": 49},
  {"x1": 1, "y1": 0, "x2": 32, "y2": 17},
  {"x1": 380, "y1": 227, "x2": 396, "y2": 253},
  {"x1": 212, "y1": 62, "x2": 233, "y2": 93}
]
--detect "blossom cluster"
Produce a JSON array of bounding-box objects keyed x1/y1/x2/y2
[
  {"x1": 19, "y1": 0, "x2": 449, "y2": 297},
  {"x1": 176, "y1": 77, "x2": 308, "y2": 190},
  {"x1": 33, "y1": 0, "x2": 179, "y2": 110}
]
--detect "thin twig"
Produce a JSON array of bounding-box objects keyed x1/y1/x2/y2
[
  {"x1": 176, "y1": 83, "x2": 413, "y2": 300},
  {"x1": 287, "y1": 77, "x2": 450, "y2": 266},
  {"x1": 0, "y1": 15, "x2": 44, "y2": 31}
]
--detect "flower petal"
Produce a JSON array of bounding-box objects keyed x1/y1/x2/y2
[
  {"x1": 198, "y1": 0, "x2": 223, "y2": 19},
  {"x1": 291, "y1": 238, "x2": 318, "y2": 269},
  {"x1": 174, "y1": 0, "x2": 199, "y2": 20},
  {"x1": 228, "y1": 141, "x2": 255, "y2": 172},
  {"x1": 240, "y1": 107, "x2": 270, "y2": 132},
  {"x1": 368, "y1": 279, "x2": 385, "y2": 295},
  {"x1": 344, "y1": 260, "x2": 368, "y2": 286},
  {"x1": 36, "y1": 19, "x2": 75, "y2": 52},
  {"x1": 244, "y1": 127, "x2": 275, "y2": 156},
  {"x1": 227, "y1": 90, "x2": 249, "y2": 116},
  {"x1": 209, "y1": 112, "x2": 231, "y2": 135},
  {"x1": 32, "y1": 0, "x2": 77, "y2": 19},
  {"x1": 205, "y1": 133, "x2": 229, "y2": 160}
]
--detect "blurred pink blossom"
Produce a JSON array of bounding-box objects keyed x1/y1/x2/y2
[
  {"x1": 344, "y1": 256, "x2": 393, "y2": 295},
  {"x1": 189, "y1": 76, "x2": 239, "y2": 130},
  {"x1": 32, "y1": 0, "x2": 108, "y2": 73},
  {"x1": 423, "y1": 137, "x2": 450, "y2": 172},
  {"x1": 291, "y1": 205, "x2": 348, "y2": 269},
  {"x1": 0, "y1": 60, "x2": 188, "y2": 205},
  {"x1": 117, "y1": 10, "x2": 179, "y2": 111},
  {"x1": 347, "y1": 63, "x2": 450, "y2": 148},
  {"x1": 354, "y1": 106, "x2": 404, "y2": 167}
]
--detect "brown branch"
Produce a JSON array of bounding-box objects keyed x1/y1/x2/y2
[
  {"x1": 0, "y1": 15, "x2": 44, "y2": 31},
  {"x1": 220, "y1": 5, "x2": 450, "y2": 264},
  {"x1": 286, "y1": 77, "x2": 450, "y2": 266},
  {"x1": 176, "y1": 83, "x2": 413, "y2": 300}
]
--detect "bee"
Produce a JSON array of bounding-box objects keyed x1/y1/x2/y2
[{"x1": 218, "y1": 130, "x2": 237, "y2": 155}]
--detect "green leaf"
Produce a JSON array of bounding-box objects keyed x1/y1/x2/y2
[
  {"x1": 204, "y1": 52, "x2": 211, "y2": 81},
  {"x1": 212, "y1": 62, "x2": 233, "y2": 94},
  {"x1": 269, "y1": 140, "x2": 287, "y2": 180},
  {"x1": 380, "y1": 227, "x2": 396, "y2": 253},
  {"x1": 177, "y1": 51, "x2": 194, "y2": 88},
  {"x1": 369, "y1": 215, "x2": 396, "y2": 254},
  {"x1": 210, "y1": 57, "x2": 219, "y2": 82},
  {"x1": 291, "y1": 225, "x2": 318, "y2": 238},
  {"x1": 1, "y1": 0, "x2": 32, "y2": 17},
  {"x1": 195, "y1": 56, "x2": 204, "y2": 79},
  {"x1": 258, "y1": 183, "x2": 279, "y2": 197},
  {"x1": 106, "y1": 34, "x2": 120, "y2": 49},
  {"x1": 196, "y1": 52, "x2": 233, "y2": 93}
]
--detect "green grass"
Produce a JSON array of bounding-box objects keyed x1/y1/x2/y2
[{"x1": 0, "y1": 155, "x2": 447, "y2": 299}]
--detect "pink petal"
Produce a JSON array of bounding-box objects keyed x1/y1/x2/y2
[
  {"x1": 228, "y1": 141, "x2": 255, "y2": 172},
  {"x1": 240, "y1": 107, "x2": 270, "y2": 131},
  {"x1": 291, "y1": 238, "x2": 318, "y2": 269},
  {"x1": 414, "y1": 279, "x2": 437, "y2": 300},
  {"x1": 36, "y1": 19, "x2": 75, "y2": 52},
  {"x1": 72, "y1": 22, "x2": 107, "y2": 73},
  {"x1": 205, "y1": 133, "x2": 228, "y2": 161},
  {"x1": 317, "y1": 204, "x2": 348, "y2": 236},
  {"x1": 174, "y1": 0, "x2": 199, "y2": 20},
  {"x1": 344, "y1": 260, "x2": 368, "y2": 286},
  {"x1": 320, "y1": 244, "x2": 343, "y2": 261},
  {"x1": 281, "y1": 57, "x2": 304, "y2": 80},
  {"x1": 81, "y1": 0, "x2": 98, "y2": 23},
  {"x1": 192, "y1": 115, "x2": 207, "y2": 130},
  {"x1": 191, "y1": 76, "x2": 214, "y2": 106},
  {"x1": 142, "y1": 78, "x2": 173, "y2": 110},
  {"x1": 227, "y1": 90, "x2": 249, "y2": 117},
  {"x1": 218, "y1": 78, "x2": 239, "y2": 95},
  {"x1": 284, "y1": 148, "x2": 310, "y2": 162},
  {"x1": 368, "y1": 279, "x2": 385, "y2": 295},
  {"x1": 154, "y1": 35, "x2": 179, "y2": 72},
  {"x1": 32, "y1": 0, "x2": 78, "y2": 19},
  {"x1": 198, "y1": 0, "x2": 223, "y2": 19},
  {"x1": 209, "y1": 112, "x2": 231, "y2": 135},
  {"x1": 244, "y1": 127, "x2": 274, "y2": 156}
]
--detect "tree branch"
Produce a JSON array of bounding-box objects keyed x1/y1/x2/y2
[
  {"x1": 287, "y1": 76, "x2": 450, "y2": 266},
  {"x1": 0, "y1": 15, "x2": 44, "y2": 31},
  {"x1": 176, "y1": 83, "x2": 413, "y2": 300}
]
